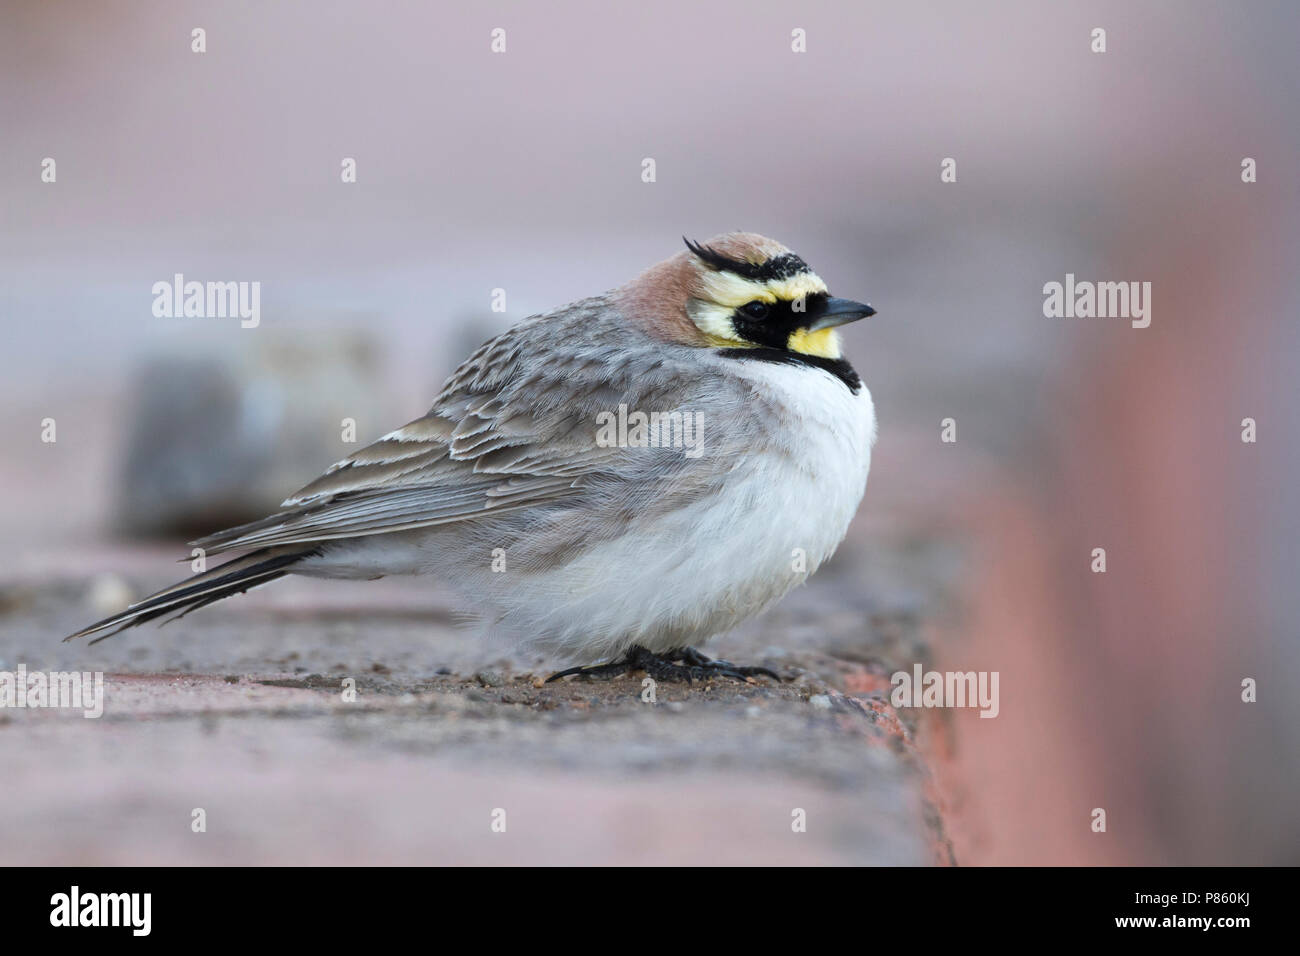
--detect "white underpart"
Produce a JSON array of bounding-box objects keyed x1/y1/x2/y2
[
  {"x1": 304, "y1": 360, "x2": 875, "y2": 663},
  {"x1": 534, "y1": 360, "x2": 876, "y2": 659}
]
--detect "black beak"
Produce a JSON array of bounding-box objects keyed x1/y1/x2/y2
[{"x1": 805, "y1": 297, "x2": 877, "y2": 332}]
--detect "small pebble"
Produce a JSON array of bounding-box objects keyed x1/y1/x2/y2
[
  {"x1": 809, "y1": 694, "x2": 833, "y2": 711},
  {"x1": 474, "y1": 670, "x2": 505, "y2": 688}
]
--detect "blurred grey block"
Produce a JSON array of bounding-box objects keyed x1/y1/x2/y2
[{"x1": 116, "y1": 331, "x2": 390, "y2": 537}]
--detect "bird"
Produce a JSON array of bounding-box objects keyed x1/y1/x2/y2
[{"x1": 66, "y1": 233, "x2": 878, "y2": 682}]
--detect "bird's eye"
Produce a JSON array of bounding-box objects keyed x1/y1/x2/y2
[{"x1": 740, "y1": 300, "x2": 769, "y2": 319}]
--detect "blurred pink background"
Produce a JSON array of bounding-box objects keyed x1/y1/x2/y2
[{"x1": 3, "y1": 1, "x2": 1297, "y2": 864}]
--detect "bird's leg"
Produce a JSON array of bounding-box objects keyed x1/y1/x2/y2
[{"x1": 545, "y1": 644, "x2": 781, "y2": 683}]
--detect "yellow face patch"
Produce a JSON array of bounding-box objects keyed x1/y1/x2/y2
[
  {"x1": 785, "y1": 327, "x2": 842, "y2": 359},
  {"x1": 687, "y1": 270, "x2": 837, "y2": 353},
  {"x1": 688, "y1": 298, "x2": 844, "y2": 358}
]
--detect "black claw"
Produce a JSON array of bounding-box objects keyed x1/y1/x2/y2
[
  {"x1": 544, "y1": 659, "x2": 632, "y2": 683},
  {"x1": 543, "y1": 665, "x2": 586, "y2": 683},
  {"x1": 544, "y1": 645, "x2": 783, "y2": 684},
  {"x1": 673, "y1": 646, "x2": 782, "y2": 681},
  {"x1": 677, "y1": 646, "x2": 712, "y2": 667}
]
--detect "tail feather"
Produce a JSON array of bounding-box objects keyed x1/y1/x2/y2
[{"x1": 64, "y1": 547, "x2": 317, "y2": 645}]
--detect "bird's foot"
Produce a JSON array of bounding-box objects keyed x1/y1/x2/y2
[
  {"x1": 674, "y1": 645, "x2": 782, "y2": 681},
  {"x1": 545, "y1": 645, "x2": 782, "y2": 684}
]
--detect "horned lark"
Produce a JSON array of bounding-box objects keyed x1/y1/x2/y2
[{"x1": 68, "y1": 233, "x2": 878, "y2": 682}]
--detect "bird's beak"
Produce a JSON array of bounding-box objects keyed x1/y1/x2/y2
[{"x1": 805, "y1": 297, "x2": 877, "y2": 332}]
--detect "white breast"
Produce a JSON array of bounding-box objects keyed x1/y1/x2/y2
[
  {"x1": 697, "y1": 358, "x2": 877, "y2": 608},
  {"x1": 536, "y1": 359, "x2": 876, "y2": 660}
]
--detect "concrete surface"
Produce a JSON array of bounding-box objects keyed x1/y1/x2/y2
[{"x1": 0, "y1": 540, "x2": 956, "y2": 866}]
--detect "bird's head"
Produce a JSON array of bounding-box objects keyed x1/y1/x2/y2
[{"x1": 622, "y1": 232, "x2": 875, "y2": 358}]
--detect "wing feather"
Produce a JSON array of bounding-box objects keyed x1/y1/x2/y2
[{"x1": 191, "y1": 295, "x2": 682, "y2": 556}]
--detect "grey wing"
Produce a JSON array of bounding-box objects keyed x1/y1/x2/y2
[{"x1": 191, "y1": 299, "x2": 719, "y2": 556}]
